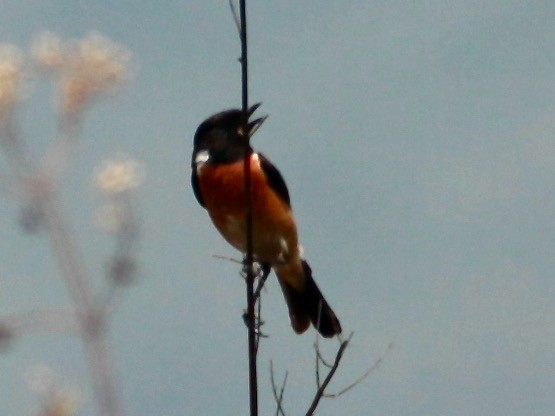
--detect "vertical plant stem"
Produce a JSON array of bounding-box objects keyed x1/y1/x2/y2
[
  {"x1": 3, "y1": 109, "x2": 122, "y2": 415},
  {"x1": 43, "y1": 201, "x2": 91, "y2": 312},
  {"x1": 84, "y1": 328, "x2": 122, "y2": 416},
  {"x1": 43, "y1": 199, "x2": 122, "y2": 416},
  {"x1": 239, "y1": 1, "x2": 258, "y2": 415}
]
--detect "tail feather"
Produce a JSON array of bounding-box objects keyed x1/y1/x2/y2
[{"x1": 277, "y1": 260, "x2": 342, "y2": 338}]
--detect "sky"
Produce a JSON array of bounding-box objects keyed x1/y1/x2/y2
[{"x1": 0, "y1": 1, "x2": 554, "y2": 415}]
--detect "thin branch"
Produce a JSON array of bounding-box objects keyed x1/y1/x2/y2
[
  {"x1": 239, "y1": 0, "x2": 249, "y2": 114},
  {"x1": 96, "y1": 193, "x2": 140, "y2": 315},
  {"x1": 315, "y1": 339, "x2": 321, "y2": 388},
  {"x1": 43, "y1": 198, "x2": 93, "y2": 313},
  {"x1": 212, "y1": 254, "x2": 244, "y2": 265},
  {"x1": 313, "y1": 300, "x2": 334, "y2": 388},
  {"x1": 0, "y1": 310, "x2": 78, "y2": 335},
  {"x1": 305, "y1": 333, "x2": 353, "y2": 416},
  {"x1": 83, "y1": 327, "x2": 122, "y2": 416},
  {"x1": 323, "y1": 342, "x2": 393, "y2": 398},
  {"x1": 253, "y1": 264, "x2": 271, "y2": 300},
  {"x1": 39, "y1": 113, "x2": 82, "y2": 195},
  {"x1": 255, "y1": 290, "x2": 268, "y2": 352},
  {"x1": 228, "y1": 0, "x2": 241, "y2": 35},
  {"x1": 316, "y1": 347, "x2": 335, "y2": 370},
  {"x1": 93, "y1": 279, "x2": 125, "y2": 326},
  {"x1": 270, "y1": 361, "x2": 288, "y2": 416},
  {"x1": 254, "y1": 264, "x2": 270, "y2": 350}
]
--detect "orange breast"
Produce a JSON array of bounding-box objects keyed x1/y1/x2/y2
[{"x1": 198, "y1": 154, "x2": 299, "y2": 263}]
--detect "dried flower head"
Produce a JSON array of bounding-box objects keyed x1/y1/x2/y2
[
  {"x1": 95, "y1": 157, "x2": 143, "y2": 195},
  {"x1": 41, "y1": 391, "x2": 79, "y2": 416},
  {"x1": 0, "y1": 43, "x2": 23, "y2": 120},
  {"x1": 32, "y1": 32, "x2": 65, "y2": 69},
  {"x1": 61, "y1": 32, "x2": 131, "y2": 113},
  {"x1": 25, "y1": 364, "x2": 57, "y2": 394},
  {"x1": 25, "y1": 365, "x2": 81, "y2": 416}
]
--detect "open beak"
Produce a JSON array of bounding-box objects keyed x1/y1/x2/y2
[{"x1": 247, "y1": 102, "x2": 268, "y2": 137}]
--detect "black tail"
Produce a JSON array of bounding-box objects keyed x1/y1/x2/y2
[{"x1": 278, "y1": 260, "x2": 342, "y2": 338}]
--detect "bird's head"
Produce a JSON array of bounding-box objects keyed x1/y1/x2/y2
[{"x1": 193, "y1": 103, "x2": 267, "y2": 164}]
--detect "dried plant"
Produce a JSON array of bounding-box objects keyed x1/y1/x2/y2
[{"x1": 0, "y1": 32, "x2": 139, "y2": 416}]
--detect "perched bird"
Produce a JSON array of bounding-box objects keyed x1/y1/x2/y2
[{"x1": 191, "y1": 104, "x2": 341, "y2": 338}]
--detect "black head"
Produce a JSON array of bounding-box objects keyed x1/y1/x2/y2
[{"x1": 193, "y1": 103, "x2": 267, "y2": 164}]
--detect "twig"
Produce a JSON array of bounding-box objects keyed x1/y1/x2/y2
[
  {"x1": 323, "y1": 342, "x2": 393, "y2": 398},
  {"x1": 270, "y1": 361, "x2": 288, "y2": 416},
  {"x1": 316, "y1": 347, "x2": 335, "y2": 369},
  {"x1": 95, "y1": 193, "x2": 139, "y2": 316},
  {"x1": 305, "y1": 333, "x2": 353, "y2": 416},
  {"x1": 39, "y1": 113, "x2": 82, "y2": 194},
  {"x1": 228, "y1": 0, "x2": 241, "y2": 35},
  {"x1": 253, "y1": 264, "x2": 271, "y2": 300},
  {"x1": 43, "y1": 195, "x2": 93, "y2": 311},
  {"x1": 313, "y1": 301, "x2": 335, "y2": 388},
  {"x1": 255, "y1": 289, "x2": 268, "y2": 353},
  {"x1": 212, "y1": 254, "x2": 244, "y2": 265},
  {"x1": 0, "y1": 310, "x2": 78, "y2": 335},
  {"x1": 83, "y1": 327, "x2": 121, "y2": 416},
  {"x1": 314, "y1": 330, "x2": 322, "y2": 387}
]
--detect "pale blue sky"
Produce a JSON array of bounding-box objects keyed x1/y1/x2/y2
[{"x1": 0, "y1": 1, "x2": 554, "y2": 415}]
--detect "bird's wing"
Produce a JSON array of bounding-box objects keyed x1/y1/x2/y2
[{"x1": 258, "y1": 153, "x2": 291, "y2": 207}]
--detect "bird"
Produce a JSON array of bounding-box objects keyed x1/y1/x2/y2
[{"x1": 191, "y1": 104, "x2": 341, "y2": 338}]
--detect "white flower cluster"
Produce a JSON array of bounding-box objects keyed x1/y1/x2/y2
[
  {"x1": 0, "y1": 32, "x2": 132, "y2": 118},
  {"x1": 25, "y1": 364, "x2": 80, "y2": 416},
  {"x1": 33, "y1": 31, "x2": 132, "y2": 113},
  {"x1": 94, "y1": 157, "x2": 143, "y2": 233},
  {"x1": 95, "y1": 158, "x2": 144, "y2": 195}
]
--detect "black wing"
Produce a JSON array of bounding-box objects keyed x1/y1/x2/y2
[
  {"x1": 258, "y1": 153, "x2": 291, "y2": 207},
  {"x1": 191, "y1": 161, "x2": 205, "y2": 207}
]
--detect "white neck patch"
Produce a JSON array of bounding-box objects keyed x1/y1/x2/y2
[
  {"x1": 251, "y1": 152, "x2": 260, "y2": 168},
  {"x1": 195, "y1": 150, "x2": 210, "y2": 173}
]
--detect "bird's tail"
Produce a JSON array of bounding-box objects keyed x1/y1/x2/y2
[{"x1": 275, "y1": 260, "x2": 342, "y2": 338}]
